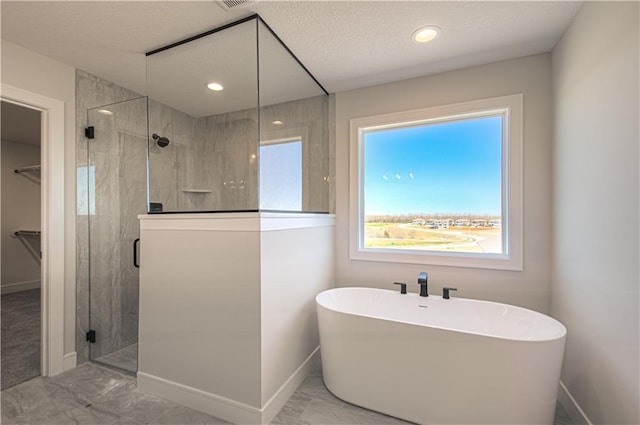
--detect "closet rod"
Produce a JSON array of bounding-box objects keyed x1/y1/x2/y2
[
  {"x1": 14, "y1": 165, "x2": 41, "y2": 174},
  {"x1": 12, "y1": 230, "x2": 41, "y2": 237}
]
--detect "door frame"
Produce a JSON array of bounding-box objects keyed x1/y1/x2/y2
[{"x1": 1, "y1": 84, "x2": 66, "y2": 376}]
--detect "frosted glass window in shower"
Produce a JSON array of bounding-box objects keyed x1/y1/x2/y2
[
  {"x1": 259, "y1": 139, "x2": 302, "y2": 210},
  {"x1": 77, "y1": 164, "x2": 96, "y2": 215}
]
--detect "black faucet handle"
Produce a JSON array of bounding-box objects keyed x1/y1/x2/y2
[
  {"x1": 394, "y1": 282, "x2": 407, "y2": 294},
  {"x1": 443, "y1": 287, "x2": 458, "y2": 299}
]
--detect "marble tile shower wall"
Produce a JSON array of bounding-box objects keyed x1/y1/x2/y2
[
  {"x1": 115, "y1": 131, "x2": 146, "y2": 351},
  {"x1": 149, "y1": 97, "x2": 330, "y2": 212},
  {"x1": 328, "y1": 94, "x2": 336, "y2": 214},
  {"x1": 148, "y1": 100, "x2": 198, "y2": 212},
  {"x1": 187, "y1": 109, "x2": 260, "y2": 211}
]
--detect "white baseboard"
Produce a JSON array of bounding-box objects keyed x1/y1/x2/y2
[
  {"x1": 138, "y1": 347, "x2": 319, "y2": 425},
  {"x1": 138, "y1": 372, "x2": 263, "y2": 424},
  {"x1": 558, "y1": 381, "x2": 592, "y2": 425},
  {"x1": 262, "y1": 347, "x2": 320, "y2": 423},
  {"x1": 1, "y1": 280, "x2": 40, "y2": 295},
  {"x1": 63, "y1": 352, "x2": 77, "y2": 371}
]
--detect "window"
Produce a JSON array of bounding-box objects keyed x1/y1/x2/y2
[
  {"x1": 350, "y1": 95, "x2": 523, "y2": 270},
  {"x1": 259, "y1": 138, "x2": 302, "y2": 211},
  {"x1": 77, "y1": 164, "x2": 96, "y2": 215}
]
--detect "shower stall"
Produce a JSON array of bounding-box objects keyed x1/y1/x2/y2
[
  {"x1": 81, "y1": 15, "x2": 330, "y2": 374},
  {"x1": 144, "y1": 15, "x2": 330, "y2": 213}
]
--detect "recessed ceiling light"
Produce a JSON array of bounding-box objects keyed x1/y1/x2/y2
[
  {"x1": 98, "y1": 109, "x2": 113, "y2": 116},
  {"x1": 207, "y1": 82, "x2": 224, "y2": 91},
  {"x1": 412, "y1": 26, "x2": 440, "y2": 43},
  {"x1": 272, "y1": 120, "x2": 284, "y2": 125}
]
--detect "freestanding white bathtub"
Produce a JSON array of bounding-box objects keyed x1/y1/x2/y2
[{"x1": 316, "y1": 287, "x2": 566, "y2": 425}]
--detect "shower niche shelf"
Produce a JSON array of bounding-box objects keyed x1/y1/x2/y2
[{"x1": 181, "y1": 189, "x2": 212, "y2": 193}]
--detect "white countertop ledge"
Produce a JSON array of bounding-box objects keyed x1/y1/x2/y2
[{"x1": 138, "y1": 212, "x2": 336, "y2": 232}]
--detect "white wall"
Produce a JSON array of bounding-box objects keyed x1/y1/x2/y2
[
  {"x1": 1, "y1": 140, "x2": 41, "y2": 292},
  {"x1": 1, "y1": 40, "x2": 76, "y2": 356},
  {"x1": 260, "y1": 219, "x2": 335, "y2": 406},
  {"x1": 138, "y1": 219, "x2": 262, "y2": 408},
  {"x1": 335, "y1": 54, "x2": 553, "y2": 313},
  {"x1": 551, "y1": 2, "x2": 639, "y2": 424}
]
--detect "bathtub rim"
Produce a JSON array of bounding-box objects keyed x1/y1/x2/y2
[{"x1": 316, "y1": 287, "x2": 567, "y2": 343}]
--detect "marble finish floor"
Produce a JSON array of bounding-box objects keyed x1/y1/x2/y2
[
  {"x1": 1, "y1": 289, "x2": 41, "y2": 390},
  {"x1": 1, "y1": 363, "x2": 227, "y2": 425},
  {"x1": 95, "y1": 344, "x2": 138, "y2": 373},
  {"x1": 1, "y1": 362, "x2": 574, "y2": 425},
  {"x1": 272, "y1": 375, "x2": 574, "y2": 425}
]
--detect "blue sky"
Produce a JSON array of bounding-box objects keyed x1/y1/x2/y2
[{"x1": 363, "y1": 115, "x2": 502, "y2": 216}]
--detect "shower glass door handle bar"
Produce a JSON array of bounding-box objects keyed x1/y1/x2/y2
[
  {"x1": 133, "y1": 238, "x2": 140, "y2": 268},
  {"x1": 14, "y1": 165, "x2": 41, "y2": 173}
]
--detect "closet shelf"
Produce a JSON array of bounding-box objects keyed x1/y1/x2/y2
[
  {"x1": 181, "y1": 189, "x2": 212, "y2": 193},
  {"x1": 14, "y1": 165, "x2": 41, "y2": 174},
  {"x1": 12, "y1": 230, "x2": 41, "y2": 237}
]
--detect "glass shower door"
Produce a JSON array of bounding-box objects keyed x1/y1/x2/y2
[{"x1": 86, "y1": 97, "x2": 148, "y2": 373}]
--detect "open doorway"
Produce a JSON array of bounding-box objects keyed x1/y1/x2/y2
[{"x1": 1, "y1": 100, "x2": 42, "y2": 389}]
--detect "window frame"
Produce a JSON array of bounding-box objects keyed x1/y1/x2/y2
[{"x1": 349, "y1": 94, "x2": 523, "y2": 271}]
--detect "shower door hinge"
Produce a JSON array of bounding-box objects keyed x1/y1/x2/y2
[
  {"x1": 86, "y1": 330, "x2": 96, "y2": 343},
  {"x1": 85, "y1": 126, "x2": 95, "y2": 139}
]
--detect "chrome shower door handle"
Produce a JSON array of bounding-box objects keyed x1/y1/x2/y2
[{"x1": 133, "y1": 238, "x2": 140, "y2": 268}]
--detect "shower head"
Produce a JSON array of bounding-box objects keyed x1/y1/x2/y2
[{"x1": 152, "y1": 133, "x2": 170, "y2": 148}]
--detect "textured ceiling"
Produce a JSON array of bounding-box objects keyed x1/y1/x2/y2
[
  {"x1": 1, "y1": 1, "x2": 582, "y2": 107},
  {"x1": 255, "y1": 0, "x2": 582, "y2": 92},
  {"x1": 1, "y1": 101, "x2": 41, "y2": 146}
]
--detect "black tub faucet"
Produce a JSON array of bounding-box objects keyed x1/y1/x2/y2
[
  {"x1": 394, "y1": 282, "x2": 407, "y2": 294},
  {"x1": 443, "y1": 287, "x2": 458, "y2": 299},
  {"x1": 418, "y1": 272, "x2": 428, "y2": 297}
]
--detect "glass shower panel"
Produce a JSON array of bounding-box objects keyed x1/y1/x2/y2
[
  {"x1": 146, "y1": 20, "x2": 259, "y2": 213},
  {"x1": 257, "y1": 20, "x2": 330, "y2": 212},
  {"x1": 87, "y1": 97, "x2": 148, "y2": 373}
]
